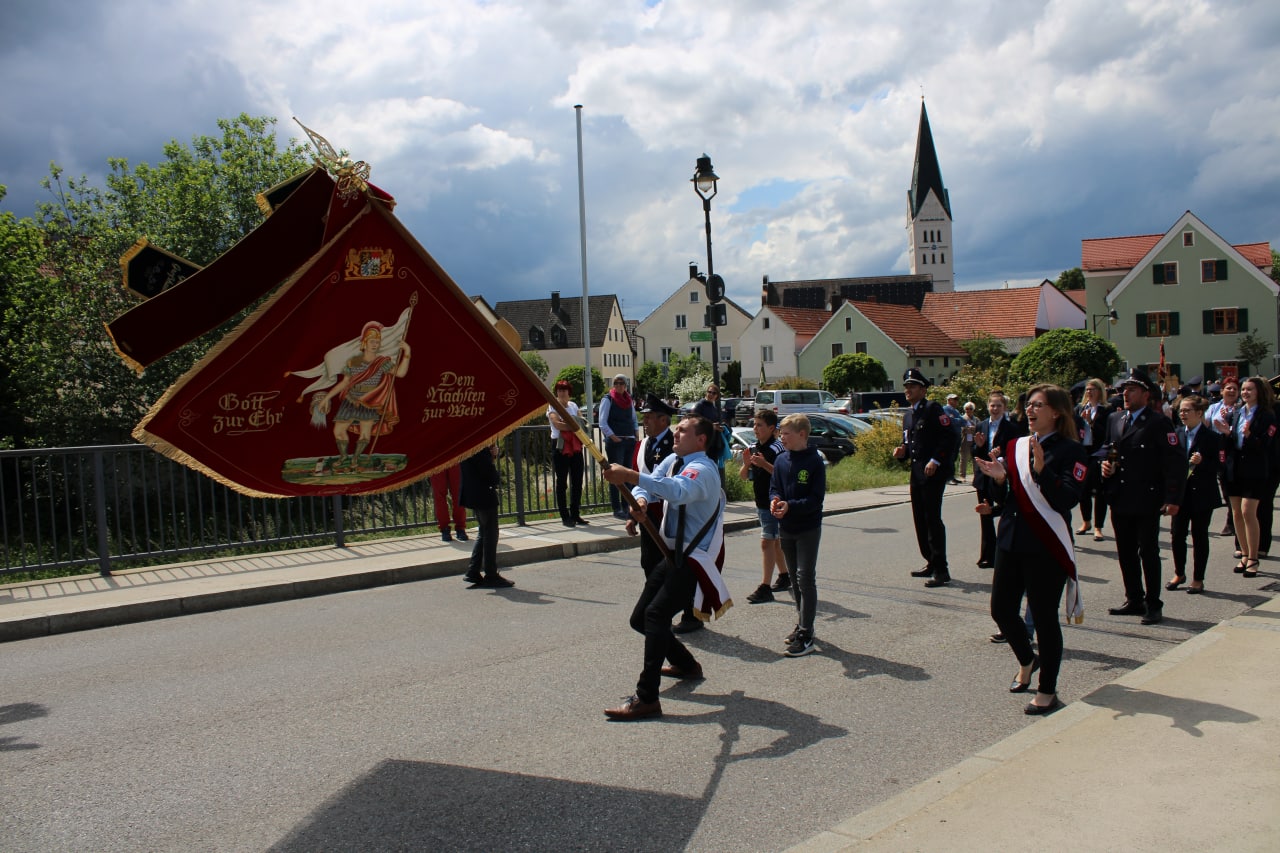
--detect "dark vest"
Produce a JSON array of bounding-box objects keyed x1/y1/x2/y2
[{"x1": 606, "y1": 395, "x2": 636, "y2": 438}]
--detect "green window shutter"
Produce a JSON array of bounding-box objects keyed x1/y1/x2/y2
[
  {"x1": 1169, "y1": 312, "x2": 1180, "y2": 335},
  {"x1": 1152, "y1": 265, "x2": 1165, "y2": 284},
  {"x1": 1135, "y1": 313, "x2": 1147, "y2": 337},
  {"x1": 1238, "y1": 307, "x2": 1248, "y2": 330},
  {"x1": 1216, "y1": 260, "x2": 1228, "y2": 280},
  {"x1": 1202, "y1": 310, "x2": 1214, "y2": 334},
  {"x1": 1204, "y1": 362, "x2": 1216, "y2": 381},
  {"x1": 1169, "y1": 363, "x2": 1181, "y2": 379}
]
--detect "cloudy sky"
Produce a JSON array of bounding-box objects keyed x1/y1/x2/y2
[{"x1": 3, "y1": 0, "x2": 1277, "y2": 321}]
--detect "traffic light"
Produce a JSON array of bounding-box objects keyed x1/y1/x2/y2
[{"x1": 704, "y1": 303, "x2": 727, "y2": 328}]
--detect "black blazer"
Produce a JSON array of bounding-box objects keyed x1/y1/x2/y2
[
  {"x1": 1222, "y1": 405, "x2": 1276, "y2": 485},
  {"x1": 900, "y1": 399, "x2": 958, "y2": 483},
  {"x1": 1178, "y1": 424, "x2": 1223, "y2": 514},
  {"x1": 1103, "y1": 406, "x2": 1186, "y2": 512},
  {"x1": 973, "y1": 416, "x2": 1025, "y2": 504},
  {"x1": 995, "y1": 432, "x2": 1089, "y2": 554},
  {"x1": 460, "y1": 447, "x2": 500, "y2": 510}
]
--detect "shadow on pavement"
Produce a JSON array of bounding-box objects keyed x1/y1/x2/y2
[
  {"x1": 1081, "y1": 683, "x2": 1259, "y2": 737},
  {"x1": 270, "y1": 759, "x2": 704, "y2": 852},
  {"x1": 816, "y1": 639, "x2": 930, "y2": 683},
  {"x1": 1061, "y1": 647, "x2": 1145, "y2": 674},
  {"x1": 274, "y1": 689, "x2": 844, "y2": 852},
  {"x1": 0, "y1": 702, "x2": 48, "y2": 752}
]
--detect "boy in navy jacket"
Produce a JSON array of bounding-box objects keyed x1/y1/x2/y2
[{"x1": 770, "y1": 414, "x2": 827, "y2": 657}]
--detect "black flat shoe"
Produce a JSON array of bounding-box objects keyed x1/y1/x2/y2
[
  {"x1": 1009, "y1": 657, "x2": 1039, "y2": 693},
  {"x1": 1024, "y1": 695, "x2": 1063, "y2": 716},
  {"x1": 1186, "y1": 585, "x2": 1204, "y2": 595},
  {"x1": 1165, "y1": 577, "x2": 1185, "y2": 591}
]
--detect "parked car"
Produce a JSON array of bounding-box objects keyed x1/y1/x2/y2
[
  {"x1": 722, "y1": 397, "x2": 741, "y2": 423},
  {"x1": 730, "y1": 425, "x2": 829, "y2": 468},
  {"x1": 803, "y1": 412, "x2": 861, "y2": 463},
  {"x1": 824, "y1": 397, "x2": 853, "y2": 415},
  {"x1": 753, "y1": 389, "x2": 837, "y2": 417}
]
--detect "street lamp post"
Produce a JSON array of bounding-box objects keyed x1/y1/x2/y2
[{"x1": 692, "y1": 154, "x2": 724, "y2": 414}]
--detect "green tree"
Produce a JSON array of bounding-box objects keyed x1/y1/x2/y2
[
  {"x1": 959, "y1": 333, "x2": 1012, "y2": 373},
  {"x1": 634, "y1": 360, "x2": 666, "y2": 397},
  {"x1": 520, "y1": 350, "x2": 549, "y2": 382},
  {"x1": 1, "y1": 115, "x2": 310, "y2": 447},
  {"x1": 1009, "y1": 329, "x2": 1122, "y2": 388},
  {"x1": 821, "y1": 353, "x2": 888, "y2": 395},
  {"x1": 933, "y1": 364, "x2": 1022, "y2": 420},
  {"x1": 0, "y1": 190, "x2": 47, "y2": 446},
  {"x1": 1054, "y1": 267, "x2": 1085, "y2": 291},
  {"x1": 554, "y1": 365, "x2": 604, "y2": 401},
  {"x1": 721, "y1": 360, "x2": 741, "y2": 396},
  {"x1": 666, "y1": 351, "x2": 709, "y2": 388},
  {"x1": 1237, "y1": 329, "x2": 1273, "y2": 375},
  {"x1": 1271, "y1": 250, "x2": 1280, "y2": 286}
]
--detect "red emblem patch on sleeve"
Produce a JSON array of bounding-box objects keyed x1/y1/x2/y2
[
  {"x1": 683, "y1": 469, "x2": 698, "y2": 480},
  {"x1": 1167, "y1": 433, "x2": 1178, "y2": 445},
  {"x1": 938, "y1": 414, "x2": 951, "y2": 427},
  {"x1": 1072, "y1": 461, "x2": 1087, "y2": 482},
  {"x1": 1270, "y1": 425, "x2": 1277, "y2": 438},
  {"x1": 1220, "y1": 450, "x2": 1227, "y2": 463}
]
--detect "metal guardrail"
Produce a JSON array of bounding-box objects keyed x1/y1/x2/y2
[{"x1": 0, "y1": 426, "x2": 613, "y2": 578}]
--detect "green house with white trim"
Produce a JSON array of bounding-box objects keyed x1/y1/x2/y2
[{"x1": 1082, "y1": 211, "x2": 1276, "y2": 384}]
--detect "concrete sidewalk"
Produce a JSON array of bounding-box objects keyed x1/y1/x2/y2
[
  {"x1": 790, "y1": 592, "x2": 1280, "y2": 852},
  {"x1": 5, "y1": 484, "x2": 1277, "y2": 851}
]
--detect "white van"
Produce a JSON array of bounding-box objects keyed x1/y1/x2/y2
[{"x1": 754, "y1": 389, "x2": 836, "y2": 417}]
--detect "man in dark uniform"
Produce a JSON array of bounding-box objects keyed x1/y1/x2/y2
[
  {"x1": 629, "y1": 394, "x2": 678, "y2": 574},
  {"x1": 894, "y1": 368, "x2": 958, "y2": 586},
  {"x1": 1101, "y1": 370, "x2": 1185, "y2": 624},
  {"x1": 973, "y1": 390, "x2": 1026, "y2": 569}
]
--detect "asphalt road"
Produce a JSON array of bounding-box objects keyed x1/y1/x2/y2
[{"x1": 2, "y1": 487, "x2": 1271, "y2": 852}]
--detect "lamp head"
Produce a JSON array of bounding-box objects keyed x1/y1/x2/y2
[{"x1": 692, "y1": 154, "x2": 719, "y2": 199}]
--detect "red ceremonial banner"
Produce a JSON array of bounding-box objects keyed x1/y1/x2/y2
[{"x1": 132, "y1": 195, "x2": 548, "y2": 497}]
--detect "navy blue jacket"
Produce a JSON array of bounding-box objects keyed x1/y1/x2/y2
[{"x1": 769, "y1": 446, "x2": 826, "y2": 534}]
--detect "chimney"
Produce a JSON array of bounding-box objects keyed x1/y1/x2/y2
[
  {"x1": 550, "y1": 291, "x2": 561, "y2": 314},
  {"x1": 689, "y1": 263, "x2": 699, "y2": 280}
]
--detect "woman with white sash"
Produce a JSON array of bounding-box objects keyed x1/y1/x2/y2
[{"x1": 975, "y1": 384, "x2": 1088, "y2": 716}]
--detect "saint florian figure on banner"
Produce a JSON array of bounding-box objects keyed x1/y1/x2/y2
[{"x1": 315, "y1": 322, "x2": 411, "y2": 470}]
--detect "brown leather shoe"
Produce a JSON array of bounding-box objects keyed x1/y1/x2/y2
[
  {"x1": 603, "y1": 695, "x2": 662, "y2": 721},
  {"x1": 660, "y1": 662, "x2": 704, "y2": 680}
]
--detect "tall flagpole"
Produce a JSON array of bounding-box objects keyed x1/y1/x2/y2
[{"x1": 575, "y1": 105, "x2": 595, "y2": 427}]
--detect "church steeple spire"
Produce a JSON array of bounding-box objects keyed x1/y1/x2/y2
[
  {"x1": 909, "y1": 101, "x2": 951, "y2": 218},
  {"x1": 906, "y1": 100, "x2": 954, "y2": 292}
]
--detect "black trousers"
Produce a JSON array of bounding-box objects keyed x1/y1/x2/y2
[
  {"x1": 1112, "y1": 510, "x2": 1163, "y2": 609},
  {"x1": 629, "y1": 557, "x2": 698, "y2": 703},
  {"x1": 467, "y1": 505, "x2": 499, "y2": 577},
  {"x1": 1078, "y1": 463, "x2": 1108, "y2": 529},
  {"x1": 990, "y1": 548, "x2": 1067, "y2": 695},
  {"x1": 1256, "y1": 473, "x2": 1280, "y2": 553},
  {"x1": 1170, "y1": 506, "x2": 1215, "y2": 582},
  {"x1": 978, "y1": 507, "x2": 997, "y2": 565},
  {"x1": 911, "y1": 475, "x2": 948, "y2": 575},
  {"x1": 552, "y1": 450, "x2": 584, "y2": 522}
]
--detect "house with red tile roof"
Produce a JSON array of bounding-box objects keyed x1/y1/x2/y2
[
  {"x1": 796, "y1": 300, "x2": 967, "y2": 390},
  {"x1": 920, "y1": 281, "x2": 1084, "y2": 352},
  {"x1": 738, "y1": 305, "x2": 831, "y2": 393},
  {"x1": 1082, "y1": 211, "x2": 1276, "y2": 386}
]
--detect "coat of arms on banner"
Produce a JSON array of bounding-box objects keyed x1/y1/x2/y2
[{"x1": 345, "y1": 247, "x2": 394, "y2": 280}]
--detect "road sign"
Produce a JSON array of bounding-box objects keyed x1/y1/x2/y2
[{"x1": 689, "y1": 331, "x2": 712, "y2": 342}]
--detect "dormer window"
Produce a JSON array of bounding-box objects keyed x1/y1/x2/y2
[{"x1": 1183, "y1": 231, "x2": 1194, "y2": 247}]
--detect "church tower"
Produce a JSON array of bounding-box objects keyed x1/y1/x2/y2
[{"x1": 907, "y1": 101, "x2": 954, "y2": 292}]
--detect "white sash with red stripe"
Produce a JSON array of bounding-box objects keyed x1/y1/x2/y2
[
  {"x1": 1007, "y1": 436, "x2": 1083, "y2": 623},
  {"x1": 660, "y1": 491, "x2": 731, "y2": 620}
]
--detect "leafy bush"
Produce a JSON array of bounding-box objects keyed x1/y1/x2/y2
[{"x1": 853, "y1": 416, "x2": 908, "y2": 471}]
